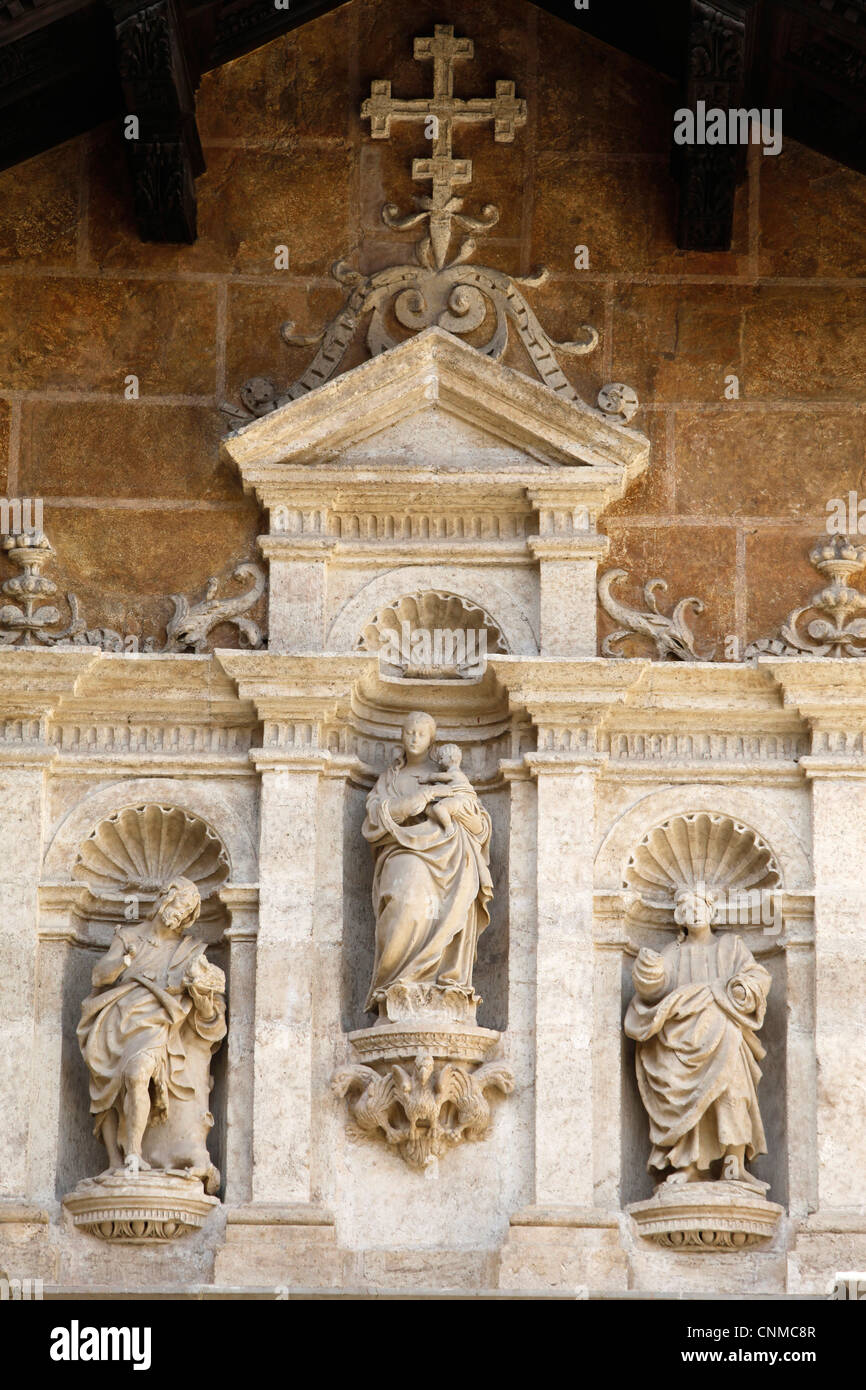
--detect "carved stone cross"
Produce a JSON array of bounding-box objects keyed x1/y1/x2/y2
[{"x1": 361, "y1": 25, "x2": 526, "y2": 267}]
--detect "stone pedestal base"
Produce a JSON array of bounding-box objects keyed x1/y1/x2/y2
[
  {"x1": 498, "y1": 1207, "x2": 628, "y2": 1293},
  {"x1": 0, "y1": 1202, "x2": 58, "y2": 1284},
  {"x1": 63, "y1": 1170, "x2": 219, "y2": 1242},
  {"x1": 787, "y1": 1214, "x2": 866, "y2": 1295},
  {"x1": 213, "y1": 1205, "x2": 348, "y2": 1288},
  {"x1": 374, "y1": 982, "x2": 481, "y2": 1028},
  {"x1": 334, "y1": 1019, "x2": 513, "y2": 1173},
  {"x1": 628, "y1": 1180, "x2": 783, "y2": 1251}
]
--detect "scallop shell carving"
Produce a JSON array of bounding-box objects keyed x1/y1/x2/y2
[
  {"x1": 357, "y1": 590, "x2": 508, "y2": 677},
  {"x1": 624, "y1": 812, "x2": 781, "y2": 921},
  {"x1": 74, "y1": 804, "x2": 229, "y2": 907}
]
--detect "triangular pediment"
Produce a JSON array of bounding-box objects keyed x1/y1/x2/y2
[
  {"x1": 223, "y1": 328, "x2": 650, "y2": 492},
  {"x1": 330, "y1": 404, "x2": 539, "y2": 470}
]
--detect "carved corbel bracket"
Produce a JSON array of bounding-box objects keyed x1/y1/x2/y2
[
  {"x1": 333, "y1": 1018, "x2": 513, "y2": 1174},
  {"x1": 109, "y1": 0, "x2": 204, "y2": 242},
  {"x1": 675, "y1": 0, "x2": 758, "y2": 251}
]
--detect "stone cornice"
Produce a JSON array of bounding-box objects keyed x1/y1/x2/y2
[
  {"x1": 0, "y1": 648, "x2": 100, "y2": 719},
  {"x1": 223, "y1": 328, "x2": 650, "y2": 491},
  {"x1": 527, "y1": 535, "x2": 610, "y2": 562},
  {"x1": 0, "y1": 651, "x2": 862, "y2": 771},
  {"x1": 214, "y1": 651, "x2": 364, "y2": 710},
  {"x1": 758, "y1": 657, "x2": 866, "y2": 735}
]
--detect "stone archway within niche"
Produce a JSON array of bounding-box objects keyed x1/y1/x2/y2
[
  {"x1": 43, "y1": 776, "x2": 258, "y2": 891},
  {"x1": 598, "y1": 795, "x2": 802, "y2": 1216},
  {"x1": 326, "y1": 565, "x2": 539, "y2": 655},
  {"x1": 73, "y1": 802, "x2": 230, "y2": 929}
]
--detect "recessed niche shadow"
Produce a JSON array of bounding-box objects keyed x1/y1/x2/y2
[{"x1": 340, "y1": 781, "x2": 509, "y2": 1034}]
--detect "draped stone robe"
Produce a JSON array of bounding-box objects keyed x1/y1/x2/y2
[
  {"x1": 78, "y1": 922, "x2": 227, "y2": 1145},
  {"x1": 363, "y1": 756, "x2": 493, "y2": 1010},
  {"x1": 624, "y1": 932, "x2": 771, "y2": 1174}
]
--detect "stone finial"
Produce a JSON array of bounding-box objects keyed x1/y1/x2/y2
[{"x1": 745, "y1": 535, "x2": 866, "y2": 659}]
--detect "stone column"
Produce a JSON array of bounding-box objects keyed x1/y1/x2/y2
[
  {"x1": 0, "y1": 749, "x2": 53, "y2": 1198},
  {"x1": 250, "y1": 738, "x2": 327, "y2": 1205},
  {"x1": 527, "y1": 485, "x2": 610, "y2": 658},
  {"x1": 27, "y1": 888, "x2": 78, "y2": 1203},
  {"x1": 212, "y1": 656, "x2": 359, "y2": 1287},
  {"x1": 499, "y1": 726, "x2": 626, "y2": 1293},
  {"x1": 590, "y1": 892, "x2": 630, "y2": 1209},
  {"x1": 500, "y1": 761, "x2": 536, "y2": 1071},
  {"x1": 310, "y1": 757, "x2": 357, "y2": 1198},
  {"x1": 782, "y1": 894, "x2": 817, "y2": 1220},
  {"x1": 803, "y1": 761, "x2": 866, "y2": 1214},
  {"x1": 258, "y1": 505, "x2": 334, "y2": 653},
  {"x1": 219, "y1": 886, "x2": 259, "y2": 1205},
  {"x1": 526, "y1": 749, "x2": 601, "y2": 1207}
]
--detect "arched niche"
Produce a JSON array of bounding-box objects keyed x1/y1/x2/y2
[
  {"x1": 50, "y1": 797, "x2": 239, "y2": 1200},
  {"x1": 337, "y1": 666, "x2": 516, "y2": 1037},
  {"x1": 43, "y1": 776, "x2": 258, "y2": 889},
  {"x1": 325, "y1": 565, "x2": 539, "y2": 656},
  {"x1": 595, "y1": 792, "x2": 808, "y2": 1215}
]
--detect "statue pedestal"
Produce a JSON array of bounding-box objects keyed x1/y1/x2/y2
[
  {"x1": 628, "y1": 1180, "x2": 783, "y2": 1251},
  {"x1": 334, "y1": 1013, "x2": 513, "y2": 1173},
  {"x1": 63, "y1": 1169, "x2": 219, "y2": 1242},
  {"x1": 348, "y1": 1019, "x2": 501, "y2": 1066}
]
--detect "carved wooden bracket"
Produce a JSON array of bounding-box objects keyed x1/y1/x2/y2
[
  {"x1": 108, "y1": 0, "x2": 205, "y2": 242},
  {"x1": 674, "y1": 0, "x2": 758, "y2": 251}
]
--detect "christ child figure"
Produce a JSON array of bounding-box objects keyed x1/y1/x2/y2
[{"x1": 424, "y1": 744, "x2": 480, "y2": 832}]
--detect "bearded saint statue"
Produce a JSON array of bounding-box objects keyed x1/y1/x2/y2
[{"x1": 78, "y1": 876, "x2": 226, "y2": 1189}]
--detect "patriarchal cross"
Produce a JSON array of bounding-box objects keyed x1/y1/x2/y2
[{"x1": 362, "y1": 25, "x2": 526, "y2": 267}]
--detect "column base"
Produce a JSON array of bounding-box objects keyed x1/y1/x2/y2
[{"x1": 213, "y1": 1204, "x2": 348, "y2": 1288}]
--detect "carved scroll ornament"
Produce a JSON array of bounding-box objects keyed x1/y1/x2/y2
[
  {"x1": 597, "y1": 567, "x2": 713, "y2": 661},
  {"x1": 226, "y1": 26, "x2": 638, "y2": 430},
  {"x1": 0, "y1": 531, "x2": 266, "y2": 653}
]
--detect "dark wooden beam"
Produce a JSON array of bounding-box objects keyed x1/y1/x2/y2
[
  {"x1": 0, "y1": 5, "x2": 117, "y2": 170},
  {"x1": 109, "y1": 0, "x2": 205, "y2": 242},
  {"x1": 764, "y1": 0, "x2": 866, "y2": 175},
  {"x1": 0, "y1": 0, "x2": 865, "y2": 248},
  {"x1": 674, "y1": 0, "x2": 759, "y2": 251}
]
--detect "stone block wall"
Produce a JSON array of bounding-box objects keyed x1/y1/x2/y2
[{"x1": 0, "y1": 0, "x2": 863, "y2": 652}]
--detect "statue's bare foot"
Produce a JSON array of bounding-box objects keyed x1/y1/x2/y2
[
  {"x1": 123, "y1": 1153, "x2": 150, "y2": 1176},
  {"x1": 664, "y1": 1165, "x2": 700, "y2": 1186}
]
